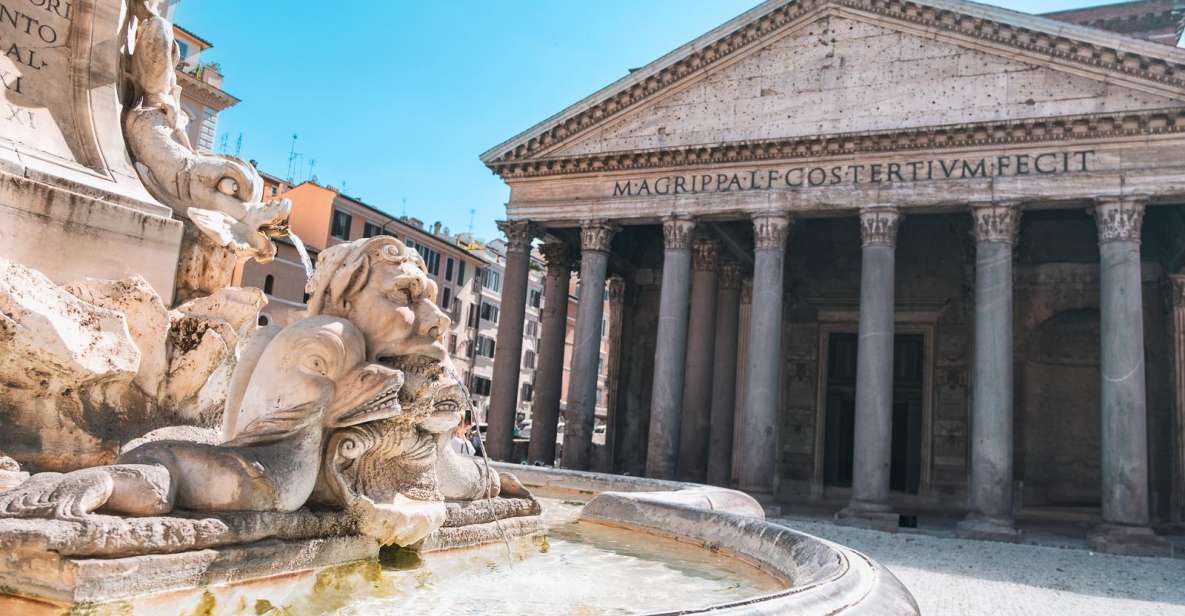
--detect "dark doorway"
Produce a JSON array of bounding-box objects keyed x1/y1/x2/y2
[{"x1": 823, "y1": 332, "x2": 924, "y2": 495}]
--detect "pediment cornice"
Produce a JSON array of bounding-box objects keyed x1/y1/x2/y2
[
  {"x1": 489, "y1": 107, "x2": 1185, "y2": 179},
  {"x1": 481, "y1": 0, "x2": 1185, "y2": 173}
]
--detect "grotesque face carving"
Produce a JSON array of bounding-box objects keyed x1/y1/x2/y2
[{"x1": 305, "y1": 238, "x2": 452, "y2": 363}]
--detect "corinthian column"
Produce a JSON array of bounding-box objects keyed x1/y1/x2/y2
[
  {"x1": 957, "y1": 202, "x2": 1022, "y2": 542},
  {"x1": 645, "y1": 216, "x2": 696, "y2": 480},
  {"x1": 677, "y1": 237, "x2": 721, "y2": 482},
  {"x1": 1088, "y1": 196, "x2": 1169, "y2": 556},
  {"x1": 838, "y1": 205, "x2": 901, "y2": 531},
  {"x1": 1169, "y1": 274, "x2": 1185, "y2": 525},
  {"x1": 486, "y1": 220, "x2": 538, "y2": 461},
  {"x1": 737, "y1": 213, "x2": 792, "y2": 494},
  {"x1": 561, "y1": 221, "x2": 618, "y2": 470},
  {"x1": 707, "y1": 259, "x2": 742, "y2": 486},
  {"x1": 528, "y1": 241, "x2": 572, "y2": 466}
]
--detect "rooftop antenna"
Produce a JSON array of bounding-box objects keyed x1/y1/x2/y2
[
  {"x1": 307, "y1": 159, "x2": 316, "y2": 182},
  {"x1": 234, "y1": 133, "x2": 243, "y2": 157},
  {"x1": 218, "y1": 134, "x2": 229, "y2": 154},
  {"x1": 286, "y1": 134, "x2": 300, "y2": 182},
  {"x1": 402, "y1": 197, "x2": 407, "y2": 217},
  {"x1": 341, "y1": 180, "x2": 348, "y2": 195},
  {"x1": 468, "y1": 208, "x2": 475, "y2": 234}
]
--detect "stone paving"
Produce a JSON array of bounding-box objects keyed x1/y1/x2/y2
[{"x1": 773, "y1": 514, "x2": 1185, "y2": 616}]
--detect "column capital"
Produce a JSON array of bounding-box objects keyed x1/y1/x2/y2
[
  {"x1": 662, "y1": 215, "x2": 697, "y2": 251},
  {"x1": 859, "y1": 206, "x2": 901, "y2": 248},
  {"x1": 740, "y1": 278, "x2": 754, "y2": 303},
  {"x1": 539, "y1": 241, "x2": 574, "y2": 274},
  {"x1": 1093, "y1": 196, "x2": 1148, "y2": 244},
  {"x1": 607, "y1": 275, "x2": 626, "y2": 301},
  {"x1": 720, "y1": 259, "x2": 742, "y2": 290},
  {"x1": 970, "y1": 201, "x2": 1023, "y2": 245},
  {"x1": 496, "y1": 220, "x2": 540, "y2": 253},
  {"x1": 752, "y1": 212, "x2": 792, "y2": 250},
  {"x1": 580, "y1": 220, "x2": 619, "y2": 253},
  {"x1": 1169, "y1": 274, "x2": 1185, "y2": 309},
  {"x1": 692, "y1": 237, "x2": 721, "y2": 271}
]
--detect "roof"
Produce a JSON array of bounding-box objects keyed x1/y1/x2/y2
[
  {"x1": 480, "y1": 0, "x2": 1185, "y2": 168},
  {"x1": 172, "y1": 23, "x2": 213, "y2": 50}
]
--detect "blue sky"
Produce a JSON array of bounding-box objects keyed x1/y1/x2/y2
[{"x1": 178, "y1": 0, "x2": 1110, "y2": 241}]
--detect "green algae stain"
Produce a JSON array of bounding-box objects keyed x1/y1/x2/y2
[{"x1": 187, "y1": 591, "x2": 217, "y2": 616}]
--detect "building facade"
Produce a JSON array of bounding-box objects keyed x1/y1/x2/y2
[
  {"x1": 483, "y1": 0, "x2": 1185, "y2": 555},
  {"x1": 168, "y1": 5, "x2": 239, "y2": 154}
]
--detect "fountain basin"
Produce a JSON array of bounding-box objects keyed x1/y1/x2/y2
[
  {"x1": 0, "y1": 466, "x2": 917, "y2": 615},
  {"x1": 499, "y1": 463, "x2": 920, "y2": 615}
]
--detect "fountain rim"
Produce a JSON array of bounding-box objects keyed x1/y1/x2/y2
[{"x1": 492, "y1": 462, "x2": 920, "y2": 616}]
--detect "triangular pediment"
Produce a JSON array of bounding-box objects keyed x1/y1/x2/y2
[
  {"x1": 482, "y1": 0, "x2": 1185, "y2": 170},
  {"x1": 548, "y1": 13, "x2": 1185, "y2": 157}
]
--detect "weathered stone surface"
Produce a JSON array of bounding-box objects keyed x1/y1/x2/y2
[{"x1": 553, "y1": 15, "x2": 1182, "y2": 157}]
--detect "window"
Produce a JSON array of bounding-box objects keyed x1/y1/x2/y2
[
  {"x1": 475, "y1": 336, "x2": 496, "y2": 358},
  {"x1": 457, "y1": 261, "x2": 466, "y2": 286},
  {"x1": 331, "y1": 210, "x2": 352, "y2": 240},
  {"x1": 523, "y1": 350, "x2": 536, "y2": 369},
  {"x1": 465, "y1": 340, "x2": 473, "y2": 358},
  {"x1": 445, "y1": 258, "x2": 455, "y2": 282},
  {"x1": 441, "y1": 287, "x2": 451, "y2": 311},
  {"x1": 263, "y1": 274, "x2": 274, "y2": 295},
  {"x1": 363, "y1": 221, "x2": 383, "y2": 238},
  {"x1": 529, "y1": 289, "x2": 542, "y2": 309},
  {"x1": 448, "y1": 334, "x2": 457, "y2": 355},
  {"x1": 481, "y1": 269, "x2": 502, "y2": 292},
  {"x1": 467, "y1": 303, "x2": 477, "y2": 328},
  {"x1": 480, "y1": 303, "x2": 499, "y2": 324},
  {"x1": 525, "y1": 320, "x2": 539, "y2": 338},
  {"x1": 520, "y1": 383, "x2": 533, "y2": 403},
  {"x1": 472, "y1": 376, "x2": 492, "y2": 397}
]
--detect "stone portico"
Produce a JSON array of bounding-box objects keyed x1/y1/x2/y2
[{"x1": 483, "y1": 0, "x2": 1185, "y2": 555}]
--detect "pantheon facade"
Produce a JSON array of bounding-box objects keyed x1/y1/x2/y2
[{"x1": 481, "y1": 0, "x2": 1185, "y2": 555}]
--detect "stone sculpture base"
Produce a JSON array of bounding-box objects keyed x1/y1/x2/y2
[
  {"x1": 955, "y1": 515, "x2": 1023, "y2": 543},
  {"x1": 1088, "y1": 524, "x2": 1172, "y2": 557},
  {"x1": 0, "y1": 497, "x2": 543, "y2": 607},
  {"x1": 835, "y1": 503, "x2": 900, "y2": 533}
]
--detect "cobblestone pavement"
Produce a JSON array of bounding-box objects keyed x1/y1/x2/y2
[{"x1": 772, "y1": 515, "x2": 1185, "y2": 616}]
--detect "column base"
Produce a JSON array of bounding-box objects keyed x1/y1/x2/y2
[
  {"x1": 955, "y1": 514, "x2": 1022, "y2": 543},
  {"x1": 1088, "y1": 524, "x2": 1172, "y2": 557},
  {"x1": 835, "y1": 501, "x2": 900, "y2": 533}
]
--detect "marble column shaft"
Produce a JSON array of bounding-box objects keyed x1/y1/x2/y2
[
  {"x1": 707, "y1": 260, "x2": 743, "y2": 487},
  {"x1": 486, "y1": 220, "x2": 537, "y2": 461},
  {"x1": 528, "y1": 241, "x2": 572, "y2": 466},
  {"x1": 645, "y1": 216, "x2": 697, "y2": 480},
  {"x1": 965, "y1": 202, "x2": 1022, "y2": 530},
  {"x1": 1170, "y1": 275, "x2": 1185, "y2": 524},
  {"x1": 846, "y1": 206, "x2": 901, "y2": 513},
  {"x1": 677, "y1": 238, "x2": 721, "y2": 482},
  {"x1": 561, "y1": 221, "x2": 617, "y2": 470},
  {"x1": 737, "y1": 213, "x2": 792, "y2": 494},
  {"x1": 1094, "y1": 197, "x2": 1151, "y2": 527}
]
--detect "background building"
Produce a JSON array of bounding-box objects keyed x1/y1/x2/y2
[{"x1": 482, "y1": 0, "x2": 1185, "y2": 555}]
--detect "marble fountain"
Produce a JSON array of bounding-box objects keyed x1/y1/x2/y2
[{"x1": 0, "y1": 1, "x2": 917, "y2": 613}]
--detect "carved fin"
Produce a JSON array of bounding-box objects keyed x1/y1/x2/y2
[{"x1": 224, "y1": 400, "x2": 325, "y2": 447}]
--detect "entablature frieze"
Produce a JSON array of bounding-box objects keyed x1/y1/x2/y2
[{"x1": 503, "y1": 136, "x2": 1185, "y2": 226}]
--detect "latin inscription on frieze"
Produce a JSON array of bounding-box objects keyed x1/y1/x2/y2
[
  {"x1": 611, "y1": 150, "x2": 1095, "y2": 197},
  {"x1": 0, "y1": 0, "x2": 74, "y2": 156}
]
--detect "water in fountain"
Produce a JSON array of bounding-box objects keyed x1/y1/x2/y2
[
  {"x1": 289, "y1": 231, "x2": 316, "y2": 279},
  {"x1": 441, "y1": 362, "x2": 515, "y2": 564}
]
